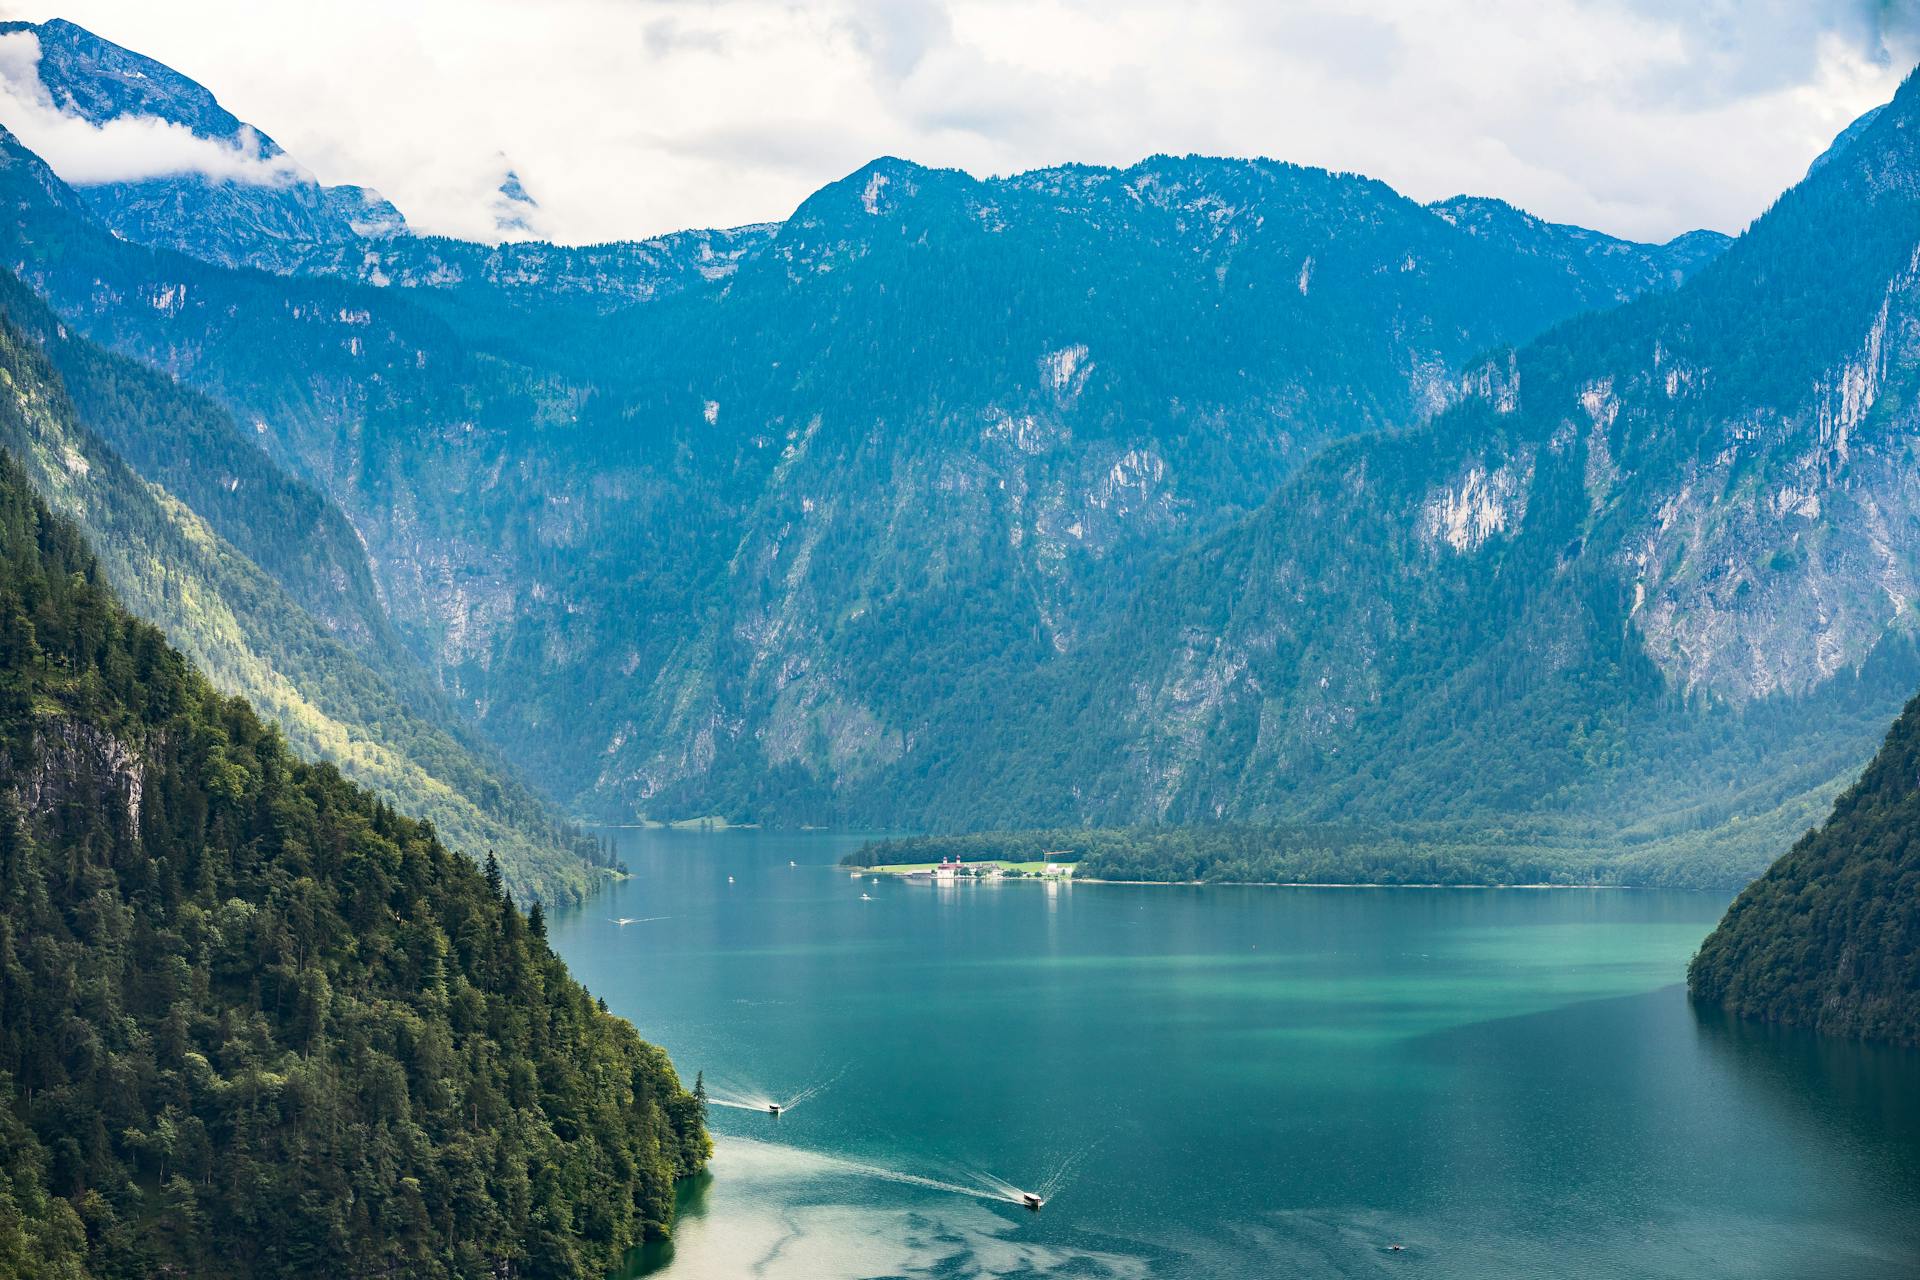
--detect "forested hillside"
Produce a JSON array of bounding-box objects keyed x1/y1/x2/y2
[
  {"x1": 0, "y1": 279, "x2": 608, "y2": 904},
  {"x1": 1690, "y1": 690, "x2": 1920, "y2": 1045},
  {"x1": 0, "y1": 446, "x2": 706, "y2": 1276}
]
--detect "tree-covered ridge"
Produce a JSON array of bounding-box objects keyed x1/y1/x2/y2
[
  {"x1": 0, "y1": 445, "x2": 706, "y2": 1277},
  {"x1": 0, "y1": 271, "x2": 608, "y2": 905},
  {"x1": 0, "y1": 267, "x2": 396, "y2": 653},
  {"x1": 1689, "y1": 689, "x2": 1920, "y2": 1045}
]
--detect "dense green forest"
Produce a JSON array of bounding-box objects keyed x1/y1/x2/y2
[
  {"x1": 1690, "y1": 691, "x2": 1920, "y2": 1045},
  {"x1": 0, "y1": 277, "x2": 609, "y2": 905},
  {"x1": 0, "y1": 446, "x2": 706, "y2": 1276}
]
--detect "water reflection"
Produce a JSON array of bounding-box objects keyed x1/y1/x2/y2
[{"x1": 1692, "y1": 1002, "x2": 1920, "y2": 1195}]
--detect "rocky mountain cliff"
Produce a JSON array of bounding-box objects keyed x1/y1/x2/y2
[{"x1": 882, "y1": 79, "x2": 1920, "y2": 877}]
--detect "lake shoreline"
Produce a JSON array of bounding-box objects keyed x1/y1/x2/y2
[{"x1": 852, "y1": 867, "x2": 1657, "y2": 891}]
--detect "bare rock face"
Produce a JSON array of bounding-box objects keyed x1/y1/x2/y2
[{"x1": 19, "y1": 716, "x2": 144, "y2": 836}]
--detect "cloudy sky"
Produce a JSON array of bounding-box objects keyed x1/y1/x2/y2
[{"x1": 1, "y1": 0, "x2": 1916, "y2": 245}]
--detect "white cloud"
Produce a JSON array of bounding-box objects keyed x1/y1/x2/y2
[
  {"x1": 0, "y1": 0, "x2": 1910, "y2": 245},
  {"x1": 0, "y1": 29, "x2": 303, "y2": 187}
]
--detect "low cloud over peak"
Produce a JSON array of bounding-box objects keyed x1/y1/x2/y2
[{"x1": 0, "y1": 30, "x2": 304, "y2": 188}]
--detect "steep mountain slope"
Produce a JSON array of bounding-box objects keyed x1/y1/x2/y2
[
  {"x1": 0, "y1": 268, "x2": 395, "y2": 649},
  {"x1": 0, "y1": 444, "x2": 705, "y2": 1278},
  {"x1": 0, "y1": 17, "x2": 406, "y2": 270},
  {"x1": 0, "y1": 277, "x2": 608, "y2": 903},
  {"x1": 1690, "y1": 689, "x2": 1920, "y2": 1044},
  {"x1": 570, "y1": 155, "x2": 1730, "y2": 819},
  {"x1": 879, "y1": 73, "x2": 1920, "y2": 876}
]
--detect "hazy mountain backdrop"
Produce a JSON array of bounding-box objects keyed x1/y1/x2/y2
[{"x1": 3, "y1": 18, "x2": 1916, "y2": 888}]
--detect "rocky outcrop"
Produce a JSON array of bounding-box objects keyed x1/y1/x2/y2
[{"x1": 17, "y1": 715, "x2": 145, "y2": 835}]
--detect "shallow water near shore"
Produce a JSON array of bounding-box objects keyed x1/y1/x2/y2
[{"x1": 549, "y1": 828, "x2": 1920, "y2": 1279}]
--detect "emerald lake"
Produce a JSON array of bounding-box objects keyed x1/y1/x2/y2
[{"x1": 548, "y1": 829, "x2": 1920, "y2": 1279}]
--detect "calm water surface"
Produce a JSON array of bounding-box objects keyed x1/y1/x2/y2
[{"x1": 548, "y1": 829, "x2": 1920, "y2": 1279}]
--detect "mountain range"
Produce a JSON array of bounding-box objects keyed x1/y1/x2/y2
[{"x1": 0, "y1": 19, "x2": 1913, "y2": 889}]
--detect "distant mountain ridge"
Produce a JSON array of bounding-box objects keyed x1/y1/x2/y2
[
  {"x1": 26, "y1": 19, "x2": 1918, "y2": 893},
  {"x1": 0, "y1": 21, "x2": 1748, "y2": 848},
  {"x1": 561, "y1": 151, "x2": 1733, "y2": 823},
  {"x1": 881, "y1": 74, "x2": 1920, "y2": 871},
  {"x1": 0, "y1": 50, "x2": 1735, "y2": 826}
]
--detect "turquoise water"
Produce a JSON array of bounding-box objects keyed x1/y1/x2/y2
[{"x1": 549, "y1": 829, "x2": 1920, "y2": 1279}]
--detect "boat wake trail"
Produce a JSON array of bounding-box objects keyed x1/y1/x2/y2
[
  {"x1": 775, "y1": 1063, "x2": 847, "y2": 1112},
  {"x1": 826, "y1": 1155, "x2": 1013, "y2": 1203},
  {"x1": 950, "y1": 1144, "x2": 1087, "y2": 1207},
  {"x1": 766, "y1": 1143, "x2": 1036, "y2": 1206},
  {"x1": 721, "y1": 1134, "x2": 1078, "y2": 1211},
  {"x1": 706, "y1": 1063, "x2": 848, "y2": 1115},
  {"x1": 810, "y1": 1140, "x2": 1085, "y2": 1208}
]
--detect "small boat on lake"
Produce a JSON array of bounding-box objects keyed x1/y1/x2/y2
[
  {"x1": 1021, "y1": 1192, "x2": 1044, "y2": 1211},
  {"x1": 767, "y1": 1103, "x2": 782, "y2": 1116}
]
